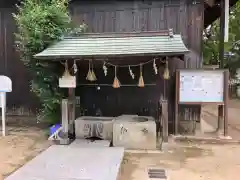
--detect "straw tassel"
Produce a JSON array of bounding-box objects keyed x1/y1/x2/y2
[
  {"x1": 63, "y1": 61, "x2": 71, "y2": 77},
  {"x1": 138, "y1": 63, "x2": 144, "y2": 87},
  {"x1": 113, "y1": 66, "x2": 120, "y2": 88},
  {"x1": 163, "y1": 60, "x2": 170, "y2": 80},
  {"x1": 91, "y1": 62, "x2": 97, "y2": 81},
  {"x1": 91, "y1": 70, "x2": 97, "y2": 81},
  {"x1": 86, "y1": 60, "x2": 94, "y2": 81}
]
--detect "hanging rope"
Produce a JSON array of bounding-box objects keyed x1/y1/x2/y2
[
  {"x1": 59, "y1": 56, "x2": 170, "y2": 88},
  {"x1": 103, "y1": 58, "x2": 165, "y2": 68}
]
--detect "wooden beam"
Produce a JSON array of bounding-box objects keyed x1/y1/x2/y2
[{"x1": 205, "y1": 0, "x2": 216, "y2": 6}]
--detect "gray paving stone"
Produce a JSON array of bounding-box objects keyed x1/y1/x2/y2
[{"x1": 5, "y1": 145, "x2": 124, "y2": 180}]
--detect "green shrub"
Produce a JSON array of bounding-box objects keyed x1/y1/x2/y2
[{"x1": 13, "y1": 0, "x2": 72, "y2": 125}]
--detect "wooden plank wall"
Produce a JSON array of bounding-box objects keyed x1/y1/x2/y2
[
  {"x1": 0, "y1": 0, "x2": 204, "y2": 125},
  {"x1": 70, "y1": 0, "x2": 204, "y2": 68},
  {"x1": 0, "y1": 6, "x2": 38, "y2": 115},
  {"x1": 69, "y1": 0, "x2": 204, "y2": 132}
]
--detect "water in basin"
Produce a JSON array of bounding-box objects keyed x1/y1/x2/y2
[
  {"x1": 131, "y1": 117, "x2": 148, "y2": 122},
  {"x1": 76, "y1": 116, "x2": 114, "y2": 121}
]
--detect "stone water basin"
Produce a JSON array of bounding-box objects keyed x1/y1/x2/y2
[
  {"x1": 113, "y1": 115, "x2": 157, "y2": 149},
  {"x1": 75, "y1": 116, "x2": 115, "y2": 140}
]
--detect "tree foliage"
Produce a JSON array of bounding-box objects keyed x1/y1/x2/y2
[
  {"x1": 203, "y1": 21, "x2": 221, "y2": 65},
  {"x1": 13, "y1": 0, "x2": 72, "y2": 124},
  {"x1": 203, "y1": 1, "x2": 240, "y2": 71},
  {"x1": 227, "y1": 2, "x2": 240, "y2": 72}
]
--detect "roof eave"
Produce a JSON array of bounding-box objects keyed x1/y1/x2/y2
[
  {"x1": 34, "y1": 32, "x2": 189, "y2": 60},
  {"x1": 34, "y1": 51, "x2": 190, "y2": 61}
]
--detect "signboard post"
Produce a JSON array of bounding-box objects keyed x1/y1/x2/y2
[
  {"x1": 0, "y1": 76, "x2": 12, "y2": 136},
  {"x1": 175, "y1": 69, "x2": 229, "y2": 136},
  {"x1": 58, "y1": 74, "x2": 76, "y2": 144},
  {"x1": 0, "y1": 93, "x2": 6, "y2": 136}
]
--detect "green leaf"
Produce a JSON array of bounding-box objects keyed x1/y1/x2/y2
[
  {"x1": 14, "y1": 0, "x2": 73, "y2": 124},
  {"x1": 203, "y1": 1, "x2": 240, "y2": 70}
]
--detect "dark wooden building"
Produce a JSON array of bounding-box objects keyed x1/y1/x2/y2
[
  {"x1": 0, "y1": 0, "x2": 237, "y2": 131},
  {"x1": 67, "y1": 0, "x2": 205, "y2": 133}
]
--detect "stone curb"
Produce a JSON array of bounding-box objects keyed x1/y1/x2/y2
[{"x1": 172, "y1": 135, "x2": 240, "y2": 145}]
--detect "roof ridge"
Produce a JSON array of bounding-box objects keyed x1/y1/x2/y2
[
  {"x1": 64, "y1": 31, "x2": 176, "y2": 39},
  {"x1": 63, "y1": 34, "x2": 182, "y2": 40}
]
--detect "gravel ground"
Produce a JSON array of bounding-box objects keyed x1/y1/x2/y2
[
  {"x1": 118, "y1": 99, "x2": 240, "y2": 180},
  {"x1": 2, "y1": 127, "x2": 239, "y2": 180},
  {"x1": 118, "y1": 143, "x2": 240, "y2": 180},
  {"x1": 202, "y1": 99, "x2": 240, "y2": 140},
  {"x1": 1, "y1": 99, "x2": 240, "y2": 180},
  {"x1": 1, "y1": 127, "x2": 240, "y2": 180},
  {"x1": 0, "y1": 126, "x2": 51, "y2": 180}
]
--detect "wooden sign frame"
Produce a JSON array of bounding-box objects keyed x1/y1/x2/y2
[{"x1": 174, "y1": 69, "x2": 229, "y2": 136}]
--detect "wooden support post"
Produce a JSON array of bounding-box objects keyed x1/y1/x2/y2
[
  {"x1": 217, "y1": 105, "x2": 223, "y2": 132},
  {"x1": 157, "y1": 102, "x2": 162, "y2": 144},
  {"x1": 68, "y1": 88, "x2": 75, "y2": 136},
  {"x1": 217, "y1": 0, "x2": 225, "y2": 133},
  {"x1": 219, "y1": 0, "x2": 225, "y2": 68},
  {"x1": 72, "y1": 89, "x2": 76, "y2": 135},
  {"x1": 175, "y1": 71, "x2": 179, "y2": 135},
  {"x1": 162, "y1": 100, "x2": 168, "y2": 142},
  {"x1": 224, "y1": 70, "x2": 229, "y2": 136}
]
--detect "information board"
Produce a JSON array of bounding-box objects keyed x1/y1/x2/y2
[{"x1": 178, "y1": 70, "x2": 224, "y2": 103}]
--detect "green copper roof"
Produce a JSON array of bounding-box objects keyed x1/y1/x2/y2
[{"x1": 34, "y1": 33, "x2": 189, "y2": 59}]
